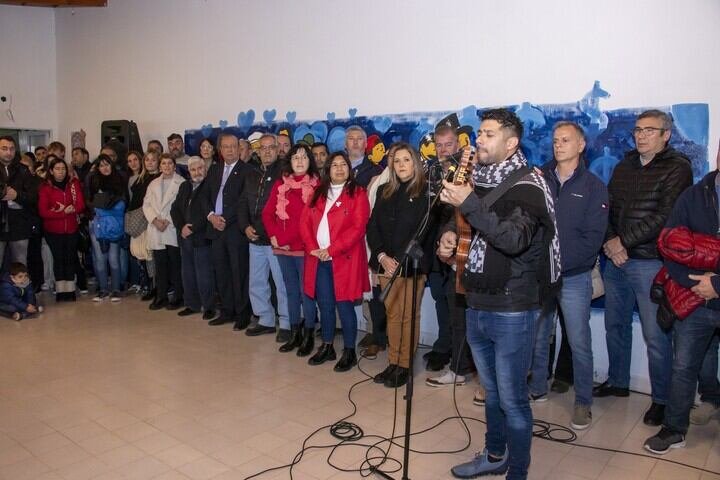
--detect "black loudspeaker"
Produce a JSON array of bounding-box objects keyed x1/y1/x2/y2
[{"x1": 101, "y1": 120, "x2": 142, "y2": 154}]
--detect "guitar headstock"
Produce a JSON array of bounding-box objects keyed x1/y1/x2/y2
[{"x1": 452, "y1": 147, "x2": 475, "y2": 186}]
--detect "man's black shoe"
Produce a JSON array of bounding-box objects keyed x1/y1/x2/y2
[
  {"x1": 643, "y1": 402, "x2": 666, "y2": 426},
  {"x1": 166, "y1": 300, "x2": 184, "y2": 311},
  {"x1": 592, "y1": 381, "x2": 629, "y2": 398},
  {"x1": 245, "y1": 324, "x2": 276, "y2": 337},
  {"x1": 208, "y1": 316, "x2": 231, "y2": 326},
  {"x1": 233, "y1": 317, "x2": 250, "y2": 331},
  {"x1": 149, "y1": 299, "x2": 168, "y2": 310},
  {"x1": 177, "y1": 308, "x2": 197, "y2": 317},
  {"x1": 202, "y1": 310, "x2": 217, "y2": 321},
  {"x1": 141, "y1": 288, "x2": 156, "y2": 302},
  {"x1": 308, "y1": 343, "x2": 336, "y2": 366},
  {"x1": 334, "y1": 348, "x2": 357, "y2": 372}
]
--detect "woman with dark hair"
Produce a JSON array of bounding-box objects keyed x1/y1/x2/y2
[
  {"x1": 300, "y1": 152, "x2": 370, "y2": 372},
  {"x1": 367, "y1": 143, "x2": 431, "y2": 388},
  {"x1": 262, "y1": 144, "x2": 320, "y2": 355},
  {"x1": 88, "y1": 154, "x2": 126, "y2": 302},
  {"x1": 198, "y1": 138, "x2": 217, "y2": 170},
  {"x1": 38, "y1": 158, "x2": 85, "y2": 302},
  {"x1": 143, "y1": 153, "x2": 185, "y2": 310},
  {"x1": 127, "y1": 151, "x2": 160, "y2": 300}
]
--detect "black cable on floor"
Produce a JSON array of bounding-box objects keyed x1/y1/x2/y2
[{"x1": 243, "y1": 337, "x2": 720, "y2": 479}]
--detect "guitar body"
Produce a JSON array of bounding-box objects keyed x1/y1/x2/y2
[{"x1": 436, "y1": 147, "x2": 475, "y2": 295}]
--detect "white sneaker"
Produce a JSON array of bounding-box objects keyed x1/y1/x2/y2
[
  {"x1": 426, "y1": 370, "x2": 467, "y2": 387},
  {"x1": 690, "y1": 402, "x2": 720, "y2": 425},
  {"x1": 110, "y1": 291, "x2": 122, "y2": 302}
]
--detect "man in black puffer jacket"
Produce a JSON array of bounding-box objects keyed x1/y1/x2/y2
[
  {"x1": 237, "y1": 133, "x2": 290, "y2": 340},
  {"x1": 594, "y1": 110, "x2": 693, "y2": 429}
]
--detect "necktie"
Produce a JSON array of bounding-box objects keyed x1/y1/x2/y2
[{"x1": 214, "y1": 164, "x2": 232, "y2": 216}]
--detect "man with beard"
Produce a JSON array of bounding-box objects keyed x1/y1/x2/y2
[{"x1": 439, "y1": 109, "x2": 561, "y2": 480}]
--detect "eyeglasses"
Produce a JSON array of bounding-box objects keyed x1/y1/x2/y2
[{"x1": 632, "y1": 127, "x2": 665, "y2": 137}]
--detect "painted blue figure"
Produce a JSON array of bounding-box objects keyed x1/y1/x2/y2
[
  {"x1": 589, "y1": 146, "x2": 620, "y2": 185},
  {"x1": 515, "y1": 102, "x2": 546, "y2": 132},
  {"x1": 580, "y1": 80, "x2": 610, "y2": 130}
]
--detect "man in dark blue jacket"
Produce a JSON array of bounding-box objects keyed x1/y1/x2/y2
[
  {"x1": 644, "y1": 168, "x2": 720, "y2": 454},
  {"x1": 529, "y1": 122, "x2": 608, "y2": 430}
]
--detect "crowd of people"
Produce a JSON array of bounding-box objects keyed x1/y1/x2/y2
[{"x1": 0, "y1": 106, "x2": 718, "y2": 480}]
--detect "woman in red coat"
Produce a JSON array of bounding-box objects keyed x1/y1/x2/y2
[
  {"x1": 300, "y1": 151, "x2": 370, "y2": 372},
  {"x1": 38, "y1": 157, "x2": 85, "y2": 302},
  {"x1": 263, "y1": 144, "x2": 320, "y2": 355}
]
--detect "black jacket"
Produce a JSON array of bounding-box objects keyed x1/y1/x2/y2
[
  {"x1": 606, "y1": 146, "x2": 693, "y2": 259},
  {"x1": 237, "y1": 160, "x2": 283, "y2": 245},
  {"x1": 456, "y1": 181, "x2": 555, "y2": 312},
  {"x1": 367, "y1": 182, "x2": 432, "y2": 276},
  {"x1": 353, "y1": 157, "x2": 383, "y2": 189},
  {"x1": 0, "y1": 161, "x2": 39, "y2": 241},
  {"x1": 171, "y1": 180, "x2": 211, "y2": 247},
  {"x1": 201, "y1": 160, "x2": 249, "y2": 239},
  {"x1": 128, "y1": 173, "x2": 160, "y2": 211}
]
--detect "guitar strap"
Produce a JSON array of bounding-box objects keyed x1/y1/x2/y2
[{"x1": 477, "y1": 166, "x2": 531, "y2": 210}]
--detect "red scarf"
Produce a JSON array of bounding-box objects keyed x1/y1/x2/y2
[{"x1": 276, "y1": 174, "x2": 318, "y2": 220}]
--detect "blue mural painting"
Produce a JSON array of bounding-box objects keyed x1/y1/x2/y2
[{"x1": 185, "y1": 80, "x2": 710, "y2": 184}]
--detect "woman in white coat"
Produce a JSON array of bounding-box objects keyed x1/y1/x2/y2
[{"x1": 143, "y1": 153, "x2": 186, "y2": 310}]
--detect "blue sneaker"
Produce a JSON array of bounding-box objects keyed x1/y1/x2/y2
[{"x1": 451, "y1": 448, "x2": 508, "y2": 478}]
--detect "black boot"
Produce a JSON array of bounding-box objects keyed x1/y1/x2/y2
[
  {"x1": 296, "y1": 328, "x2": 315, "y2": 357},
  {"x1": 334, "y1": 348, "x2": 357, "y2": 372},
  {"x1": 308, "y1": 343, "x2": 336, "y2": 366},
  {"x1": 384, "y1": 366, "x2": 409, "y2": 388},
  {"x1": 279, "y1": 325, "x2": 302, "y2": 353}
]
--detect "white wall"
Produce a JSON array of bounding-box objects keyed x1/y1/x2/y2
[
  {"x1": 0, "y1": 5, "x2": 57, "y2": 134},
  {"x1": 53, "y1": 0, "x2": 720, "y2": 159}
]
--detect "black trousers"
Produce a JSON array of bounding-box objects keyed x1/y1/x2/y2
[
  {"x1": 44, "y1": 232, "x2": 78, "y2": 281},
  {"x1": 447, "y1": 274, "x2": 475, "y2": 376},
  {"x1": 548, "y1": 310, "x2": 574, "y2": 383},
  {"x1": 154, "y1": 245, "x2": 182, "y2": 302},
  {"x1": 369, "y1": 284, "x2": 387, "y2": 347},
  {"x1": 211, "y1": 227, "x2": 250, "y2": 319}
]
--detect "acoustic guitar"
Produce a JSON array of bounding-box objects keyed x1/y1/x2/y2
[{"x1": 438, "y1": 146, "x2": 475, "y2": 294}]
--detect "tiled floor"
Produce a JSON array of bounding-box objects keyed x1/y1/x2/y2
[{"x1": 1, "y1": 292, "x2": 719, "y2": 480}]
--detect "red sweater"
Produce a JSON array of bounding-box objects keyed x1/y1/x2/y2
[
  {"x1": 262, "y1": 175, "x2": 317, "y2": 255},
  {"x1": 38, "y1": 178, "x2": 85, "y2": 234}
]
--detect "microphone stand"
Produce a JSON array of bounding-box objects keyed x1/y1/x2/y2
[{"x1": 373, "y1": 175, "x2": 448, "y2": 480}]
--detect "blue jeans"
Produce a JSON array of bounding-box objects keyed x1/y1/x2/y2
[
  {"x1": 698, "y1": 332, "x2": 720, "y2": 406},
  {"x1": 248, "y1": 244, "x2": 289, "y2": 329},
  {"x1": 276, "y1": 255, "x2": 317, "y2": 328},
  {"x1": 180, "y1": 238, "x2": 216, "y2": 312},
  {"x1": 530, "y1": 271, "x2": 594, "y2": 406},
  {"x1": 466, "y1": 308, "x2": 538, "y2": 480},
  {"x1": 604, "y1": 258, "x2": 671, "y2": 404},
  {"x1": 316, "y1": 261, "x2": 356, "y2": 349},
  {"x1": 664, "y1": 307, "x2": 720, "y2": 434},
  {"x1": 90, "y1": 232, "x2": 121, "y2": 292}
]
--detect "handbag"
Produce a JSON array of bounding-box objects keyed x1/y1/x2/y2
[
  {"x1": 124, "y1": 208, "x2": 148, "y2": 237},
  {"x1": 591, "y1": 259, "x2": 604, "y2": 299}
]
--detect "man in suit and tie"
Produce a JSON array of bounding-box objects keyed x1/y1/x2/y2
[{"x1": 203, "y1": 133, "x2": 252, "y2": 330}]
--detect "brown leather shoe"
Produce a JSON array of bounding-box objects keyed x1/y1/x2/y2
[{"x1": 362, "y1": 344, "x2": 386, "y2": 360}]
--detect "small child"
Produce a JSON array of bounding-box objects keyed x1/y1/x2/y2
[{"x1": 0, "y1": 262, "x2": 43, "y2": 321}]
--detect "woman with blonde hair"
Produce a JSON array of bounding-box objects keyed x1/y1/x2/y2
[{"x1": 367, "y1": 142, "x2": 432, "y2": 388}]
